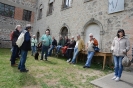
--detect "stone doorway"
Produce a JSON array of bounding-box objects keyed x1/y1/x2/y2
[
  {"x1": 60, "y1": 27, "x2": 68, "y2": 38},
  {"x1": 84, "y1": 23, "x2": 100, "y2": 47}
]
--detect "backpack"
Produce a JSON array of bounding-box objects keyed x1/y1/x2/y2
[
  {"x1": 16, "y1": 30, "x2": 27, "y2": 47},
  {"x1": 10, "y1": 31, "x2": 14, "y2": 41}
]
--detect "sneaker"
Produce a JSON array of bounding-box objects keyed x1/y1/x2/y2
[
  {"x1": 67, "y1": 59, "x2": 71, "y2": 62},
  {"x1": 115, "y1": 77, "x2": 120, "y2": 82},
  {"x1": 111, "y1": 76, "x2": 117, "y2": 80}
]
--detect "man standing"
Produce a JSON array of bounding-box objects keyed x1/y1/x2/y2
[
  {"x1": 40, "y1": 30, "x2": 52, "y2": 61},
  {"x1": 11, "y1": 25, "x2": 21, "y2": 66},
  {"x1": 18, "y1": 24, "x2": 31, "y2": 72}
]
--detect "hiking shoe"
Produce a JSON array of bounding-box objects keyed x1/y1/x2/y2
[
  {"x1": 20, "y1": 69, "x2": 29, "y2": 72},
  {"x1": 83, "y1": 66, "x2": 90, "y2": 68}
]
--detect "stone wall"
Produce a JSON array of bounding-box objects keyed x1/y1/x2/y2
[
  {"x1": 0, "y1": 0, "x2": 37, "y2": 48},
  {"x1": 34, "y1": 0, "x2": 133, "y2": 57},
  {"x1": 7, "y1": 0, "x2": 37, "y2": 8},
  {"x1": 0, "y1": 15, "x2": 33, "y2": 48}
]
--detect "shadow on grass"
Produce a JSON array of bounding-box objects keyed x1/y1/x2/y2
[{"x1": 12, "y1": 67, "x2": 38, "y2": 87}]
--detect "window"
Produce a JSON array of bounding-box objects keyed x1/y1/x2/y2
[
  {"x1": 47, "y1": 2, "x2": 53, "y2": 16},
  {"x1": 62, "y1": 0, "x2": 72, "y2": 9},
  {"x1": 22, "y1": 10, "x2": 32, "y2": 21},
  {"x1": 0, "y1": 3, "x2": 15, "y2": 18},
  {"x1": 38, "y1": 4, "x2": 43, "y2": 20}
]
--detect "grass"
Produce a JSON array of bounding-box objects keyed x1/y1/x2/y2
[{"x1": 0, "y1": 48, "x2": 113, "y2": 88}]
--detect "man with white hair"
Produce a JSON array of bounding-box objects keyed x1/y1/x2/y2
[
  {"x1": 83, "y1": 33, "x2": 98, "y2": 68},
  {"x1": 10, "y1": 25, "x2": 22, "y2": 66},
  {"x1": 31, "y1": 35, "x2": 37, "y2": 56},
  {"x1": 40, "y1": 30, "x2": 52, "y2": 61}
]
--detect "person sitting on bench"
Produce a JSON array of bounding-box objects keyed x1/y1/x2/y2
[
  {"x1": 70, "y1": 34, "x2": 84, "y2": 64},
  {"x1": 83, "y1": 33, "x2": 98, "y2": 68}
]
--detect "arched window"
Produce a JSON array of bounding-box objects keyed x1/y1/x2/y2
[{"x1": 60, "y1": 27, "x2": 68, "y2": 38}]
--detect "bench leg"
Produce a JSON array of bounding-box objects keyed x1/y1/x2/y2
[{"x1": 103, "y1": 55, "x2": 106, "y2": 70}]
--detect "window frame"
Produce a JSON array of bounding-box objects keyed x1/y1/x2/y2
[
  {"x1": 37, "y1": 4, "x2": 43, "y2": 20},
  {"x1": 47, "y1": 2, "x2": 53, "y2": 16},
  {"x1": 22, "y1": 9, "x2": 32, "y2": 21},
  {"x1": 0, "y1": 2, "x2": 15, "y2": 18},
  {"x1": 61, "y1": 0, "x2": 72, "y2": 10}
]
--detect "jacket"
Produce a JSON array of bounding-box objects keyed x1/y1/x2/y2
[
  {"x1": 31, "y1": 38, "x2": 37, "y2": 46},
  {"x1": 68, "y1": 40, "x2": 76, "y2": 48},
  {"x1": 52, "y1": 39, "x2": 57, "y2": 46},
  {"x1": 111, "y1": 36, "x2": 130, "y2": 56},
  {"x1": 40, "y1": 34, "x2": 52, "y2": 46},
  {"x1": 12, "y1": 29, "x2": 20, "y2": 46},
  {"x1": 58, "y1": 39, "x2": 65, "y2": 46},
  {"x1": 77, "y1": 39, "x2": 85, "y2": 51},
  {"x1": 20, "y1": 30, "x2": 31, "y2": 51}
]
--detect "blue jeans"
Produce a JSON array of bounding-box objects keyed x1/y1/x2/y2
[
  {"x1": 113, "y1": 56, "x2": 124, "y2": 78},
  {"x1": 41, "y1": 45, "x2": 49, "y2": 59},
  {"x1": 11, "y1": 45, "x2": 18, "y2": 65},
  {"x1": 85, "y1": 51, "x2": 95, "y2": 67},
  {"x1": 56, "y1": 45, "x2": 62, "y2": 53},
  {"x1": 71, "y1": 48, "x2": 79, "y2": 63},
  {"x1": 18, "y1": 50, "x2": 28, "y2": 70},
  {"x1": 31, "y1": 46, "x2": 36, "y2": 55},
  {"x1": 48, "y1": 45, "x2": 55, "y2": 56}
]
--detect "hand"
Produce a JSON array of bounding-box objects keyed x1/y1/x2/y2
[{"x1": 91, "y1": 41, "x2": 94, "y2": 43}]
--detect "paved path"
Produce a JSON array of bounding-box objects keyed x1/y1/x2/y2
[{"x1": 91, "y1": 71, "x2": 133, "y2": 88}]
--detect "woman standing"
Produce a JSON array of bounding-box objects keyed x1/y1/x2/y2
[{"x1": 111, "y1": 29, "x2": 130, "y2": 81}]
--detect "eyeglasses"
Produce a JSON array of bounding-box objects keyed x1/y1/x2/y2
[{"x1": 90, "y1": 36, "x2": 93, "y2": 37}]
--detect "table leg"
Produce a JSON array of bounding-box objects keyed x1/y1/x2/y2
[{"x1": 103, "y1": 55, "x2": 106, "y2": 70}]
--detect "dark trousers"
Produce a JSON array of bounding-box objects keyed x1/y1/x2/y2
[
  {"x1": 11, "y1": 45, "x2": 18, "y2": 65},
  {"x1": 41, "y1": 45, "x2": 49, "y2": 60},
  {"x1": 66, "y1": 49, "x2": 74, "y2": 59}
]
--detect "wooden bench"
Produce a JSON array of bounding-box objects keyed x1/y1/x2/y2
[{"x1": 76, "y1": 51, "x2": 112, "y2": 70}]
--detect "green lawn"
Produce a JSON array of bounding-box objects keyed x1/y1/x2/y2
[{"x1": 0, "y1": 48, "x2": 113, "y2": 88}]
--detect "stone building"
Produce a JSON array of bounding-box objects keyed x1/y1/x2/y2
[
  {"x1": 0, "y1": 0, "x2": 37, "y2": 48},
  {"x1": 31, "y1": 0, "x2": 133, "y2": 57}
]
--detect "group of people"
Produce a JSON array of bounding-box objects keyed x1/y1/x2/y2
[
  {"x1": 10, "y1": 25, "x2": 132, "y2": 82},
  {"x1": 10, "y1": 24, "x2": 32, "y2": 72}
]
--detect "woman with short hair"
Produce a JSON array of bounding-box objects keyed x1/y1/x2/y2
[{"x1": 111, "y1": 29, "x2": 130, "y2": 81}]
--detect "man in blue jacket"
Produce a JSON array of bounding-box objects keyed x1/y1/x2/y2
[{"x1": 18, "y1": 24, "x2": 31, "y2": 72}]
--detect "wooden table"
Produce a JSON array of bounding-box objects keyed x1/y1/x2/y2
[{"x1": 77, "y1": 51, "x2": 112, "y2": 70}]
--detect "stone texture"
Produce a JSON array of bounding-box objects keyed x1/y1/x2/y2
[
  {"x1": 34, "y1": 0, "x2": 133, "y2": 57},
  {"x1": 0, "y1": 0, "x2": 37, "y2": 48}
]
